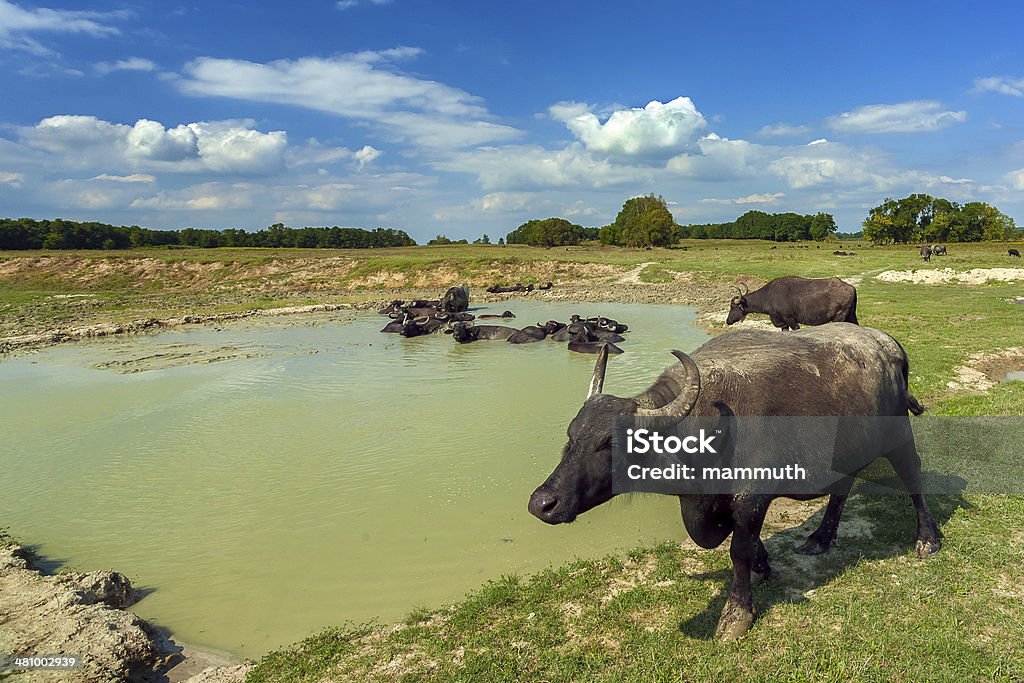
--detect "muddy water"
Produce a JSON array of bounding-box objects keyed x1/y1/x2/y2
[{"x1": 0, "y1": 301, "x2": 708, "y2": 657}]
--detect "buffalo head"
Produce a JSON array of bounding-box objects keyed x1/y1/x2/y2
[
  {"x1": 726, "y1": 283, "x2": 750, "y2": 325},
  {"x1": 528, "y1": 345, "x2": 701, "y2": 524}
]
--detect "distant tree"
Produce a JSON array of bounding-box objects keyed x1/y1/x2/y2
[
  {"x1": 428, "y1": 235, "x2": 454, "y2": 245},
  {"x1": 505, "y1": 217, "x2": 585, "y2": 247},
  {"x1": 809, "y1": 212, "x2": 838, "y2": 241},
  {"x1": 497, "y1": 237, "x2": 505, "y2": 245},
  {"x1": 862, "y1": 194, "x2": 1015, "y2": 243},
  {"x1": 602, "y1": 194, "x2": 678, "y2": 247}
]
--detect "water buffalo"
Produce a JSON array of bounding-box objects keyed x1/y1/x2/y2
[
  {"x1": 399, "y1": 311, "x2": 473, "y2": 337},
  {"x1": 440, "y1": 285, "x2": 470, "y2": 313},
  {"x1": 378, "y1": 299, "x2": 438, "y2": 316},
  {"x1": 507, "y1": 321, "x2": 562, "y2": 344},
  {"x1": 477, "y1": 310, "x2": 516, "y2": 319},
  {"x1": 919, "y1": 245, "x2": 932, "y2": 262},
  {"x1": 528, "y1": 325, "x2": 940, "y2": 640},
  {"x1": 1010, "y1": 249, "x2": 1021, "y2": 258},
  {"x1": 727, "y1": 277, "x2": 858, "y2": 330},
  {"x1": 932, "y1": 245, "x2": 947, "y2": 256},
  {"x1": 445, "y1": 321, "x2": 517, "y2": 343}
]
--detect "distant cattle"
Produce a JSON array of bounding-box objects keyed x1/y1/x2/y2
[
  {"x1": 932, "y1": 245, "x2": 947, "y2": 256},
  {"x1": 919, "y1": 245, "x2": 932, "y2": 262},
  {"x1": 1009, "y1": 249, "x2": 1021, "y2": 258}
]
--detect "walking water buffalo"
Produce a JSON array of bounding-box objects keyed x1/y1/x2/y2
[
  {"x1": 1010, "y1": 249, "x2": 1021, "y2": 258},
  {"x1": 528, "y1": 325, "x2": 940, "y2": 640},
  {"x1": 919, "y1": 245, "x2": 932, "y2": 262},
  {"x1": 726, "y1": 277, "x2": 858, "y2": 330},
  {"x1": 440, "y1": 285, "x2": 470, "y2": 313}
]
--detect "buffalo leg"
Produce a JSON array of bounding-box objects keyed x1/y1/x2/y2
[
  {"x1": 887, "y1": 444, "x2": 941, "y2": 557},
  {"x1": 753, "y1": 538, "x2": 771, "y2": 578},
  {"x1": 715, "y1": 503, "x2": 768, "y2": 641},
  {"x1": 795, "y1": 479, "x2": 854, "y2": 555}
]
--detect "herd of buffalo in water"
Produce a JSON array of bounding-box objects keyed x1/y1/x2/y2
[{"x1": 378, "y1": 284, "x2": 631, "y2": 354}]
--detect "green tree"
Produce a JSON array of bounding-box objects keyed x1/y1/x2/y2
[{"x1": 809, "y1": 213, "x2": 838, "y2": 241}]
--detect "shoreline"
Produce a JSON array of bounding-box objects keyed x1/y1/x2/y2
[{"x1": 0, "y1": 537, "x2": 250, "y2": 683}]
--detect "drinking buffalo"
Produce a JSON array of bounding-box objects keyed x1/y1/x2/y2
[
  {"x1": 528, "y1": 325, "x2": 940, "y2": 640},
  {"x1": 727, "y1": 277, "x2": 858, "y2": 331}
]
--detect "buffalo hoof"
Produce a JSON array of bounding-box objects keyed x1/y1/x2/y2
[
  {"x1": 715, "y1": 600, "x2": 754, "y2": 641},
  {"x1": 915, "y1": 537, "x2": 941, "y2": 557},
  {"x1": 794, "y1": 535, "x2": 833, "y2": 556}
]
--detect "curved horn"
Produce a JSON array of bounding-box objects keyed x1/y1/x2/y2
[
  {"x1": 739, "y1": 282, "x2": 749, "y2": 295},
  {"x1": 414, "y1": 316, "x2": 429, "y2": 324},
  {"x1": 635, "y1": 350, "x2": 701, "y2": 417},
  {"x1": 587, "y1": 343, "x2": 610, "y2": 399}
]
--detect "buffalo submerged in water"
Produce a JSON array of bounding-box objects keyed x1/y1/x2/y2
[{"x1": 528, "y1": 323, "x2": 940, "y2": 640}]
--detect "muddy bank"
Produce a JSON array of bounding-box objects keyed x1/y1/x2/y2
[
  {"x1": 0, "y1": 538, "x2": 250, "y2": 682},
  {"x1": 0, "y1": 304, "x2": 357, "y2": 355},
  {"x1": 1, "y1": 278, "x2": 742, "y2": 356},
  {"x1": 876, "y1": 267, "x2": 1024, "y2": 284}
]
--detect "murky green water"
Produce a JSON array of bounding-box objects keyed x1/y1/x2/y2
[{"x1": 0, "y1": 301, "x2": 708, "y2": 657}]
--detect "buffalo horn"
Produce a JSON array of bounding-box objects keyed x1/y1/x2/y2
[
  {"x1": 587, "y1": 343, "x2": 610, "y2": 399},
  {"x1": 635, "y1": 350, "x2": 701, "y2": 417}
]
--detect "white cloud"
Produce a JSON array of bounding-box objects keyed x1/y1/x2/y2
[
  {"x1": 0, "y1": 0, "x2": 125, "y2": 54},
  {"x1": 757, "y1": 123, "x2": 811, "y2": 137},
  {"x1": 827, "y1": 101, "x2": 967, "y2": 134},
  {"x1": 336, "y1": 0, "x2": 391, "y2": 9},
  {"x1": 176, "y1": 50, "x2": 520, "y2": 149},
  {"x1": 354, "y1": 145, "x2": 381, "y2": 168},
  {"x1": 437, "y1": 144, "x2": 647, "y2": 191},
  {"x1": 1007, "y1": 168, "x2": 1024, "y2": 190},
  {"x1": 23, "y1": 115, "x2": 287, "y2": 174},
  {"x1": 95, "y1": 57, "x2": 156, "y2": 75},
  {"x1": 91, "y1": 173, "x2": 155, "y2": 183},
  {"x1": 0, "y1": 171, "x2": 24, "y2": 186},
  {"x1": 666, "y1": 133, "x2": 765, "y2": 180},
  {"x1": 972, "y1": 76, "x2": 1024, "y2": 97},
  {"x1": 130, "y1": 183, "x2": 255, "y2": 211},
  {"x1": 550, "y1": 97, "x2": 707, "y2": 157},
  {"x1": 700, "y1": 192, "x2": 785, "y2": 205}
]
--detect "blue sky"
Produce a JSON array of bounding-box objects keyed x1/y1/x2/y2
[{"x1": 1, "y1": 0, "x2": 1022, "y2": 242}]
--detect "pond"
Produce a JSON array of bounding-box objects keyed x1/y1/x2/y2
[{"x1": 0, "y1": 300, "x2": 709, "y2": 657}]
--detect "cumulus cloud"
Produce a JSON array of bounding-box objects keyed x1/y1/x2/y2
[
  {"x1": 354, "y1": 145, "x2": 381, "y2": 168},
  {"x1": 23, "y1": 115, "x2": 288, "y2": 174},
  {"x1": 972, "y1": 76, "x2": 1024, "y2": 97},
  {"x1": 95, "y1": 57, "x2": 156, "y2": 75},
  {"x1": 666, "y1": 133, "x2": 766, "y2": 180},
  {"x1": 550, "y1": 97, "x2": 707, "y2": 157},
  {"x1": 0, "y1": 0, "x2": 125, "y2": 54},
  {"x1": 827, "y1": 101, "x2": 967, "y2": 134},
  {"x1": 176, "y1": 50, "x2": 520, "y2": 149},
  {"x1": 130, "y1": 182, "x2": 255, "y2": 211}
]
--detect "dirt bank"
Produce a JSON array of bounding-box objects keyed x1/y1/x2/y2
[{"x1": 0, "y1": 538, "x2": 250, "y2": 682}]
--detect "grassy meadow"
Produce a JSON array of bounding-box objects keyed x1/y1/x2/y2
[{"x1": 1, "y1": 240, "x2": 1023, "y2": 681}]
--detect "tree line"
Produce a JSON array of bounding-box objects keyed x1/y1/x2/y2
[
  {"x1": 861, "y1": 194, "x2": 1018, "y2": 244},
  {"x1": 0, "y1": 219, "x2": 417, "y2": 250},
  {"x1": 678, "y1": 210, "x2": 837, "y2": 242}
]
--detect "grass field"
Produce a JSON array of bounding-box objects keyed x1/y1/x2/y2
[{"x1": 2, "y1": 240, "x2": 1023, "y2": 681}]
